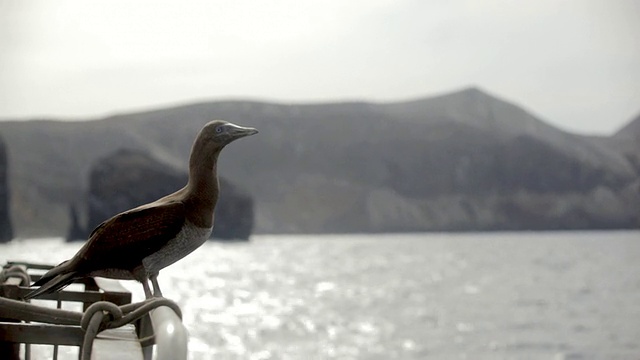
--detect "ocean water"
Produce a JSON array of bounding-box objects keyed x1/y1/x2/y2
[{"x1": 1, "y1": 231, "x2": 639, "y2": 360}]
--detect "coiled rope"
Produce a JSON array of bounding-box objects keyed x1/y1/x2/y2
[
  {"x1": 79, "y1": 297, "x2": 182, "y2": 360},
  {"x1": 0, "y1": 265, "x2": 31, "y2": 286}
]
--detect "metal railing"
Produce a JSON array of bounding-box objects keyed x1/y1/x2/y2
[{"x1": 1, "y1": 262, "x2": 188, "y2": 360}]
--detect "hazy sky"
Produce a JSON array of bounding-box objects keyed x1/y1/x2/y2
[{"x1": 1, "y1": 0, "x2": 638, "y2": 135}]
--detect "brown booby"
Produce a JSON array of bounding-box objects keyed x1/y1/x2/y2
[{"x1": 24, "y1": 120, "x2": 257, "y2": 300}]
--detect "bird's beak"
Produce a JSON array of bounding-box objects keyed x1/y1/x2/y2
[{"x1": 228, "y1": 124, "x2": 258, "y2": 141}]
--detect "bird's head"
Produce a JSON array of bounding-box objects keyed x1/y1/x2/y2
[{"x1": 197, "y1": 120, "x2": 259, "y2": 152}]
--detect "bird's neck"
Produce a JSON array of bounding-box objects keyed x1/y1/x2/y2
[{"x1": 184, "y1": 150, "x2": 220, "y2": 228}]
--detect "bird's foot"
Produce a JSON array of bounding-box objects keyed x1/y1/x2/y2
[{"x1": 150, "y1": 273, "x2": 163, "y2": 298}]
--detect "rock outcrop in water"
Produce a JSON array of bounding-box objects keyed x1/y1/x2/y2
[
  {"x1": 65, "y1": 204, "x2": 86, "y2": 242},
  {"x1": 213, "y1": 180, "x2": 254, "y2": 240},
  {"x1": 66, "y1": 148, "x2": 254, "y2": 241},
  {"x1": 0, "y1": 135, "x2": 12, "y2": 242}
]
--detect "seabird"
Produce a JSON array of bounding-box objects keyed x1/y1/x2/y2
[{"x1": 24, "y1": 120, "x2": 258, "y2": 299}]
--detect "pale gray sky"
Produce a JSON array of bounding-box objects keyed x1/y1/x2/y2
[{"x1": 1, "y1": 0, "x2": 638, "y2": 135}]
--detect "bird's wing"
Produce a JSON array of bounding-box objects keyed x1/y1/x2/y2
[{"x1": 76, "y1": 201, "x2": 187, "y2": 271}]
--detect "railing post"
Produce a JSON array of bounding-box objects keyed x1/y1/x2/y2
[{"x1": 1, "y1": 266, "x2": 28, "y2": 360}]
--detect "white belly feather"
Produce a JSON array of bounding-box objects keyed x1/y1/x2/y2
[{"x1": 142, "y1": 221, "x2": 212, "y2": 275}]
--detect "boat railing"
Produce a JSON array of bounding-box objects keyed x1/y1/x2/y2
[{"x1": 0, "y1": 261, "x2": 188, "y2": 360}]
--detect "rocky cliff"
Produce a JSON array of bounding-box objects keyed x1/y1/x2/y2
[
  {"x1": 0, "y1": 135, "x2": 12, "y2": 242},
  {"x1": 66, "y1": 148, "x2": 254, "y2": 241}
]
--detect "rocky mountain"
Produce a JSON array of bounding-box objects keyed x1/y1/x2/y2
[
  {"x1": 612, "y1": 113, "x2": 640, "y2": 173},
  {"x1": 616, "y1": 113, "x2": 640, "y2": 138},
  {"x1": 0, "y1": 135, "x2": 12, "y2": 242},
  {"x1": 0, "y1": 87, "x2": 637, "y2": 237}
]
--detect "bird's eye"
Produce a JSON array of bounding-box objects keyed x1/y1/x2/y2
[{"x1": 215, "y1": 126, "x2": 223, "y2": 133}]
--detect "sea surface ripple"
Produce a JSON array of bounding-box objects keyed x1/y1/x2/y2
[{"x1": 1, "y1": 231, "x2": 639, "y2": 359}]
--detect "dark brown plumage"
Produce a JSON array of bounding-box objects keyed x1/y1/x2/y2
[{"x1": 24, "y1": 120, "x2": 257, "y2": 299}]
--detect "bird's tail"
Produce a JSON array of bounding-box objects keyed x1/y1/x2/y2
[{"x1": 23, "y1": 260, "x2": 78, "y2": 300}]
